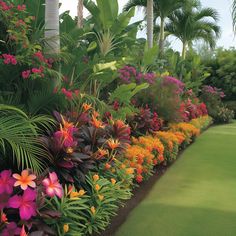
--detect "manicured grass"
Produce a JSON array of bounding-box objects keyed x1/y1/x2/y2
[{"x1": 116, "y1": 122, "x2": 236, "y2": 236}]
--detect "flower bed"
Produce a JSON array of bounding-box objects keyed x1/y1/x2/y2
[{"x1": 0, "y1": 115, "x2": 212, "y2": 235}]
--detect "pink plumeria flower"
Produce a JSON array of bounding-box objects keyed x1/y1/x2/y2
[
  {"x1": 0, "y1": 170, "x2": 15, "y2": 194},
  {"x1": 13, "y1": 170, "x2": 36, "y2": 190},
  {"x1": 8, "y1": 189, "x2": 37, "y2": 220},
  {"x1": 42, "y1": 172, "x2": 63, "y2": 198}
]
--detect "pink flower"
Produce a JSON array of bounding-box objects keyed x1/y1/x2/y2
[
  {"x1": 17, "y1": 4, "x2": 26, "y2": 11},
  {"x1": 2, "y1": 54, "x2": 17, "y2": 65},
  {"x1": 42, "y1": 172, "x2": 63, "y2": 198},
  {"x1": 22, "y1": 70, "x2": 31, "y2": 79},
  {"x1": 0, "y1": 170, "x2": 15, "y2": 194},
  {"x1": 32, "y1": 68, "x2": 42, "y2": 74},
  {"x1": 2, "y1": 222, "x2": 21, "y2": 236},
  {"x1": 61, "y1": 88, "x2": 73, "y2": 100},
  {"x1": 20, "y1": 225, "x2": 27, "y2": 236},
  {"x1": 33, "y1": 51, "x2": 45, "y2": 62},
  {"x1": 8, "y1": 189, "x2": 37, "y2": 220}
]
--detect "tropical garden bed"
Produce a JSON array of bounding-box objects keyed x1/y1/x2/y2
[{"x1": 0, "y1": 0, "x2": 235, "y2": 235}]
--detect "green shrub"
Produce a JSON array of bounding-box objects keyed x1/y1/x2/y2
[{"x1": 214, "y1": 106, "x2": 235, "y2": 124}]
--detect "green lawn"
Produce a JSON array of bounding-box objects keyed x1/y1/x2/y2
[{"x1": 116, "y1": 122, "x2": 236, "y2": 236}]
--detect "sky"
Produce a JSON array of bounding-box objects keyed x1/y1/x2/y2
[{"x1": 60, "y1": 0, "x2": 236, "y2": 51}]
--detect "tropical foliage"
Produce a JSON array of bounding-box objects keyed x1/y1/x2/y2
[{"x1": 0, "y1": 0, "x2": 233, "y2": 235}]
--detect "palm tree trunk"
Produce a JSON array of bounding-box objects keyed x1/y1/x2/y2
[
  {"x1": 146, "y1": 0, "x2": 154, "y2": 48},
  {"x1": 77, "y1": 0, "x2": 84, "y2": 28},
  {"x1": 159, "y1": 16, "x2": 165, "y2": 57},
  {"x1": 182, "y1": 41, "x2": 187, "y2": 59},
  {"x1": 45, "y1": 0, "x2": 60, "y2": 54}
]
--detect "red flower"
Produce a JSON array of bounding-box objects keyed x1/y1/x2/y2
[
  {"x1": 42, "y1": 172, "x2": 63, "y2": 198},
  {"x1": 136, "y1": 175, "x2": 143, "y2": 183},
  {"x1": 0, "y1": 170, "x2": 15, "y2": 194},
  {"x1": 8, "y1": 189, "x2": 37, "y2": 220}
]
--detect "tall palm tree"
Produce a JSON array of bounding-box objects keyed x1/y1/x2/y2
[
  {"x1": 124, "y1": 0, "x2": 154, "y2": 48},
  {"x1": 154, "y1": 0, "x2": 184, "y2": 56},
  {"x1": 233, "y1": 0, "x2": 236, "y2": 32},
  {"x1": 147, "y1": 0, "x2": 154, "y2": 48},
  {"x1": 77, "y1": 0, "x2": 84, "y2": 28},
  {"x1": 124, "y1": 0, "x2": 184, "y2": 53},
  {"x1": 165, "y1": 6, "x2": 220, "y2": 59},
  {"x1": 45, "y1": 0, "x2": 60, "y2": 53}
]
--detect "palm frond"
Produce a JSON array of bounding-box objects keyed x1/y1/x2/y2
[
  {"x1": 233, "y1": 0, "x2": 236, "y2": 32},
  {"x1": 0, "y1": 105, "x2": 55, "y2": 174}
]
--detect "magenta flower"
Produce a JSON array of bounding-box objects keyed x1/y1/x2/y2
[
  {"x1": 8, "y1": 189, "x2": 37, "y2": 220},
  {"x1": 42, "y1": 172, "x2": 63, "y2": 198},
  {"x1": 0, "y1": 170, "x2": 15, "y2": 194},
  {"x1": 2, "y1": 222, "x2": 21, "y2": 236}
]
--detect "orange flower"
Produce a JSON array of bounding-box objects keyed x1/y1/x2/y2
[
  {"x1": 91, "y1": 206, "x2": 96, "y2": 215},
  {"x1": 90, "y1": 115, "x2": 104, "y2": 129},
  {"x1": 95, "y1": 184, "x2": 100, "y2": 191},
  {"x1": 96, "y1": 148, "x2": 108, "y2": 159},
  {"x1": 93, "y1": 174, "x2": 99, "y2": 182},
  {"x1": 61, "y1": 115, "x2": 74, "y2": 130},
  {"x1": 126, "y1": 168, "x2": 134, "y2": 175},
  {"x1": 107, "y1": 139, "x2": 120, "y2": 150},
  {"x1": 70, "y1": 189, "x2": 86, "y2": 199},
  {"x1": 111, "y1": 178, "x2": 116, "y2": 185},
  {"x1": 13, "y1": 170, "x2": 36, "y2": 190},
  {"x1": 105, "y1": 163, "x2": 111, "y2": 170},
  {"x1": 82, "y1": 103, "x2": 92, "y2": 112},
  {"x1": 63, "y1": 224, "x2": 69, "y2": 233}
]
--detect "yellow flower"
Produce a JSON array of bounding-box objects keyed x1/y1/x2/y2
[
  {"x1": 63, "y1": 224, "x2": 69, "y2": 233},
  {"x1": 66, "y1": 147, "x2": 74, "y2": 154},
  {"x1": 111, "y1": 178, "x2": 116, "y2": 185},
  {"x1": 98, "y1": 194, "x2": 104, "y2": 201},
  {"x1": 95, "y1": 184, "x2": 100, "y2": 191},
  {"x1": 93, "y1": 174, "x2": 99, "y2": 182},
  {"x1": 91, "y1": 206, "x2": 96, "y2": 215}
]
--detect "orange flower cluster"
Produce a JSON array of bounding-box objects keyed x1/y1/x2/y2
[{"x1": 124, "y1": 136, "x2": 164, "y2": 183}]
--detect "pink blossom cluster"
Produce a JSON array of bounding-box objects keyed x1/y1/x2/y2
[
  {"x1": 118, "y1": 65, "x2": 156, "y2": 84},
  {"x1": 162, "y1": 76, "x2": 185, "y2": 94},
  {"x1": 202, "y1": 85, "x2": 225, "y2": 98},
  {"x1": 61, "y1": 88, "x2": 79, "y2": 100},
  {"x1": 0, "y1": 54, "x2": 17, "y2": 65},
  {"x1": 33, "y1": 51, "x2": 54, "y2": 68},
  {"x1": 0, "y1": 0, "x2": 13, "y2": 11}
]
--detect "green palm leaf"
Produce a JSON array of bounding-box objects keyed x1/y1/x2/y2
[{"x1": 0, "y1": 105, "x2": 55, "y2": 174}]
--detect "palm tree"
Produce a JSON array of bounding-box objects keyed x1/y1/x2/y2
[
  {"x1": 124, "y1": 0, "x2": 154, "y2": 48},
  {"x1": 233, "y1": 0, "x2": 236, "y2": 32},
  {"x1": 147, "y1": 0, "x2": 154, "y2": 48},
  {"x1": 45, "y1": 0, "x2": 60, "y2": 53},
  {"x1": 154, "y1": 0, "x2": 184, "y2": 56},
  {"x1": 77, "y1": 0, "x2": 84, "y2": 28},
  {"x1": 124, "y1": 0, "x2": 184, "y2": 52},
  {"x1": 165, "y1": 6, "x2": 220, "y2": 59}
]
